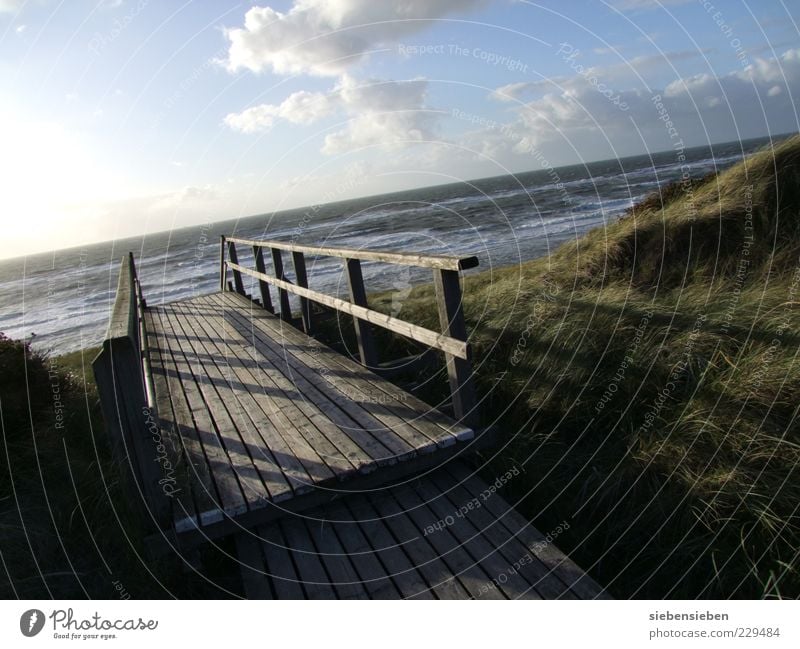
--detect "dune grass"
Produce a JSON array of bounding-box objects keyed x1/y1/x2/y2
[
  {"x1": 368, "y1": 135, "x2": 800, "y2": 598},
  {"x1": 0, "y1": 338, "x2": 239, "y2": 598}
]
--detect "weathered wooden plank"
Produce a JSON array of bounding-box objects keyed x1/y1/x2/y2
[
  {"x1": 292, "y1": 251, "x2": 313, "y2": 334},
  {"x1": 226, "y1": 262, "x2": 469, "y2": 360},
  {"x1": 150, "y1": 306, "x2": 249, "y2": 521},
  {"x1": 269, "y1": 248, "x2": 292, "y2": 321},
  {"x1": 168, "y1": 300, "x2": 293, "y2": 503},
  {"x1": 304, "y1": 515, "x2": 370, "y2": 599},
  {"x1": 148, "y1": 311, "x2": 225, "y2": 531},
  {"x1": 235, "y1": 533, "x2": 274, "y2": 599},
  {"x1": 187, "y1": 299, "x2": 362, "y2": 482},
  {"x1": 231, "y1": 291, "x2": 473, "y2": 443},
  {"x1": 208, "y1": 294, "x2": 417, "y2": 464},
  {"x1": 232, "y1": 463, "x2": 592, "y2": 600},
  {"x1": 95, "y1": 339, "x2": 173, "y2": 527},
  {"x1": 176, "y1": 299, "x2": 340, "y2": 488},
  {"x1": 446, "y1": 462, "x2": 610, "y2": 599},
  {"x1": 226, "y1": 236, "x2": 479, "y2": 271},
  {"x1": 434, "y1": 268, "x2": 478, "y2": 427},
  {"x1": 219, "y1": 292, "x2": 471, "y2": 449},
  {"x1": 344, "y1": 258, "x2": 378, "y2": 368},
  {"x1": 142, "y1": 311, "x2": 207, "y2": 532},
  {"x1": 388, "y1": 483, "x2": 506, "y2": 600},
  {"x1": 226, "y1": 240, "x2": 245, "y2": 295},
  {"x1": 279, "y1": 517, "x2": 338, "y2": 599},
  {"x1": 321, "y1": 499, "x2": 405, "y2": 599},
  {"x1": 426, "y1": 468, "x2": 570, "y2": 600},
  {"x1": 219, "y1": 236, "x2": 227, "y2": 292},
  {"x1": 182, "y1": 302, "x2": 333, "y2": 496},
  {"x1": 254, "y1": 524, "x2": 306, "y2": 599},
  {"x1": 189, "y1": 297, "x2": 367, "y2": 481},
  {"x1": 103, "y1": 253, "x2": 137, "y2": 341},
  {"x1": 411, "y1": 472, "x2": 534, "y2": 600},
  {"x1": 342, "y1": 495, "x2": 435, "y2": 599},
  {"x1": 218, "y1": 293, "x2": 445, "y2": 455},
  {"x1": 162, "y1": 303, "x2": 271, "y2": 511},
  {"x1": 253, "y1": 245, "x2": 274, "y2": 313},
  {"x1": 367, "y1": 486, "x2": 475, "y2": 599}
]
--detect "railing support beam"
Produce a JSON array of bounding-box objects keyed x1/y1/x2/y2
[
  {"x1": 253, "y1": 246, "x2": 274, "y2": 313},
  {"x1": 271, "y1": 248, "x2": 292, "y2": 321},
  {"x1": 292, "y1": 251, "x2": 313, "y2": 334},
  {"x1": 345, "y1": 258, "x2": 377, "y2": 369},
  {"x1": 227, "y1": 240, "x2": 245, "y2": 295},
  {"x1": 434, "y1": 269, "x2": 477, "y2": 428},
  {"x1": 219, "y1": 236, "x2": 227, "y2": 291}
]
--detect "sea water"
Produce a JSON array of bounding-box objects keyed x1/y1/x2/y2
[{"x1": 0, "y1": 136, "x2": 776, "y2": 355}]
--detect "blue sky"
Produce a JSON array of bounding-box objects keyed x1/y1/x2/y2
[{"x1": 1, "y1": 0, "x2": 798, "y2": 257}]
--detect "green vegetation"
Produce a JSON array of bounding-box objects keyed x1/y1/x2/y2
[
  {"x1": 371, "y1": 135, "x2": 800, "y2": 598},
  {"x1": 0, "y1": 339, "x2": 237, "y2": 598}
]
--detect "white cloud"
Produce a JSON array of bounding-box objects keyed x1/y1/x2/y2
[
  {"x1": 225, "y1": 76, "x2": 436, "y2": 153},
  {"x1": 224, "y1": 0, "x2": 487, "y2": 76},
  {"x1": 0, "y1": 0, "x2": 24, "y2": 14},
  {"x1": 609, "y1": 0, "x2": 693, "y2": 11},
  {"x1": 492, "y1": 49, "x2": 710, "y2": 103},
  {"x1": 147, "y1": 185, "x2": 220, "y2": 214},
  {"x1": 323, "y1": 75, "x2": 434, "y2": 153},
  {"x1": 488, "y1": 48, "x2": 800, "y2": 154},
  {"x1": 224, "y1": 90, "x2": 335, "y2": 133}
]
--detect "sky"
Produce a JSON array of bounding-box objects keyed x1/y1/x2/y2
[{"x1": 0, "y1": 0, "x2": 798, "y2": 258}]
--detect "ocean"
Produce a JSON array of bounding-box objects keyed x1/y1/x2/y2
[{"x1": 0, "y1": 135, "x2": 776, "y2": 355}]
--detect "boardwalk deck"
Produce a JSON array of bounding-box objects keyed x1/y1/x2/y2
[
  {"x1": 143, "y1": 291, "x2": 477, "y2": 543},
  {"x1": 93, "y1": 244, "x2": 608, "y2": 598},
  {"x1": 235, "y1": 461, "x2": 610, "y2": 600}
]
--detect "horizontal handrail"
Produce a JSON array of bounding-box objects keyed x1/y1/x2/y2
[
  {"x1": 227, "y1": 261, "x2": 469, "y2": 359},
  {"x1": 220, "y1": 234, "x2": 479, "y2": 427},
  {"x1": 104, "y1": 253, "x2": 139, "y2": 342},
  {"x1": 93, "y1": 252, "x2": 170, "y2": 528},
  {"x1": 226, "y1": 236, "x2": 479, "y2": 271}
]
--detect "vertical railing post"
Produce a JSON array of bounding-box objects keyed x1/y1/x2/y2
[
  {"x1": 434, "y1": 269, "x2": 477, "y2": 428},
  {"x1": 227, "y1": 240, "x2": 245, "y2": 295},
  {"x1": 271, "y1": 248, "x2": 292, "y2": 321},
  {"x1": 253, "y1": 245, "x2": 274, "y2": 313},
  {"x1": 219, "y1": 235, "x2": 227, "y2": 291},
  {"x1": 345, "y1": 258, "x2": 377, "y2": 369},
  {"x1": 292, "y1": 251, "x2": 313, "y2": 334}
]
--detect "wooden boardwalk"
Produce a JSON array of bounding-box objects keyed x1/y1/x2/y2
[
  {"x1": 92, "y1": 239, "x2": 608, "y2": 599},
  {"x1": 144, "y1": 291, "x2": 475, "y2": 540},
  {"x1": 237, "y1": 461, "x2": 608, "y2": 600}
]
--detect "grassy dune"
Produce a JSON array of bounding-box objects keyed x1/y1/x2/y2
[
  {"x1": 371, "y1": 135, "x2": 800, "y2": 598},
  {"x1": 0, "y1": 340, "x2": 238, "y2": 598}
]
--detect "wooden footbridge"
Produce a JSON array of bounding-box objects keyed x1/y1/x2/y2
[{"x1": 93, "y1": 236, "x2": 608, "y2": 599}]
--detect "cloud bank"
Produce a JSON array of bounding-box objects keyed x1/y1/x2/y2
[
  {"x1": 224, "y1": 0, "x2": 487, "y2": 76},
  {"x1": 225, "y1": 75, "x2": 436, "y2": 154}
]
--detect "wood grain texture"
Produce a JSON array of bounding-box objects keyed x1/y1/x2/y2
[
  {"x1": 226, "y1": 235, "x2": 479, "y2": 270},
  {"x1": 138, "y1": 291, "x2": 475, "y2": 541},
  {"x1": 234, "y1": 462, "x2": 606, "y2": 599}
]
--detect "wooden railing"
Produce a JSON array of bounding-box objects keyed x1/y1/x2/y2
[
  {"x1": 92, "y1": 253, "x2": 169, "y2": 527},
  {"x1": 220, "y1": 235, "x2": 479, "y2": 427}
]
